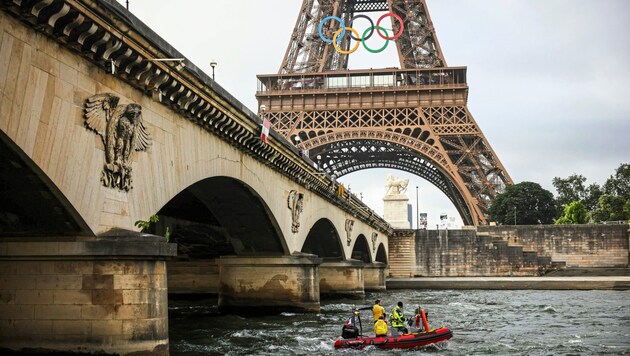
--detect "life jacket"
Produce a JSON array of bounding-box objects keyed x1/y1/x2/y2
[
  {"x1": 374, "y1": 319, "x2": 388, "y2": 336},
  {"x1": 372, "y1": 304, "x2": 385, "y2": 321},
  {"x1": 390, "y1": 306, "x2": 405, "y2": 328}
]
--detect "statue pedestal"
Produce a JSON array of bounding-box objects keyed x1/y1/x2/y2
[{"x1": 383, "y1": 194, "x2": 410, "y2": 229}]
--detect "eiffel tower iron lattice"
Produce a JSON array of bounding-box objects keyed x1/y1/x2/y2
[{"x1": 256, "y1": 0, "x2": 512, "y2": 225}]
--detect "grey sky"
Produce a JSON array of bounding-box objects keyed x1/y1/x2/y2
[{"x1": 116, "y1": 0, "x2": 630, "y2": 227}]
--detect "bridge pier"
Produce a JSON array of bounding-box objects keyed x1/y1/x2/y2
[
  {"x1": 217, "y1": 255, "x2": 322, "y2": 313},
  {"x1": 364, "y1": 262, "x2": 387, "y2": 292},
  {"x1": 168, "y1": 259, "x2": 219, "y2": 296},
  {"x1": 0, "y1": 235, "x2": 176, "y2": 355},
  {"x1": 319, "y1": 260, "x2": 365, "y2": 299}
]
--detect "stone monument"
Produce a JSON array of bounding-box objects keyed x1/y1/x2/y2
[{"x1": 383, "y1": 173, "x2": 411, "y2": 229}]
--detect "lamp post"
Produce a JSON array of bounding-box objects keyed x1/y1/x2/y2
[
  {"x1": 416, "y1": 185, "x2": 419, "y2": 230},
  {"x1": 316, "y1": 154, "x2": 322, "y2": 169},
  {"x1": 513, "y1": 206, "x2": 517, "y2": 225},
  {"x1": 209, "y1": 60, "x2": 217, "y2": 80}
]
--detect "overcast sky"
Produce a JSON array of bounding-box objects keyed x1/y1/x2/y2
[{"x1": 116, "y1": 0, "x2": 630, "y2": 228}]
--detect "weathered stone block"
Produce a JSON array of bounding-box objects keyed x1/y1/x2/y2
[
  {"x1": 36, "y1": 275, "x2": 82, "y2": 290},
  {"x1": 52, "y1": 320, "x2": 91, "y2": 335},
  {"x1": 0, "y1": 305, "x2": 34, "y2": 319},
  {"x1": 92, "y1": 289, "x2": 123, "y2": 305},
  {"x1": 16, "y1": 290, "x2": 53, "y2": 304},
  {"x1": 53, "y1": 290, "x2": 92, "y2": 304},
  {"x1": 81, "y1": 304, "x2": 115, "y2": 320},
  {"x1": 91, "y1": 320, "x2": 123, "y2": 336},
  {"x1": 34, "y1": 305, "x2": 81, "y2": 320},
  {"x1": 82, "y1": 274, "x2": 114, "y2": 290}
]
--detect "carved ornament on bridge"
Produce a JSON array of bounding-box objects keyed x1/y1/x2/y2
[
  {"x1": 345, "y1": 219, "x2": 354, "y2": 246},
  {"x1": 287, "y1": 190, "x2": 304, "y2": 233},
  {"x1": 371, "y1": 232, "x2": 378, "y2": 253},
  {"x1": 84, "y1": 94, "x2": 152, "y2": 191}
]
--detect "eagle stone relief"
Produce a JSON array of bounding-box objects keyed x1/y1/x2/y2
[{"x1": 84, "y1": 93, "x2": 151, "y2": 191}]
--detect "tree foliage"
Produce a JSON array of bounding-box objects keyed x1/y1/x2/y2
[
  {"x1": 603, "y1": 163, "x2": 630, "y2": 200},
  {"x1": 591, "y1": 194, "x2": 629, "y2": 222},
  {"x1": 555, "y1": 201, "x2": 588, "y2": 224},
  {"x1": 552, "y1": 174, "x2": 602, "y2": 213},
  {"x1": 489, "y1": 182, "x2": 556, "y2": 225}
]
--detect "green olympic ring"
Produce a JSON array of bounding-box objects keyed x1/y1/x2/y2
[{"x1": 317, "y1": 12, "x2": 404, "y2": 55}]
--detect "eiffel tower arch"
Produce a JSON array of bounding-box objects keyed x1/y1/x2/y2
[{"x1": 256, "y1": 0, "x2": 512, "y2": 225}]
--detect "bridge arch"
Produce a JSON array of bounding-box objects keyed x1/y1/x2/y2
[
  {"x1": 306, "y1": 135, "x2": 477, "y2": 225},
  {"x1": 350, "y1": 234, "x2": 371, "y2": 263},
  {"x1": 375, "y1": 243, "x2": 388, "y2": 264},
  {"x1": 301, "y1": 218, "x2": 344, "y2": 260},
  {"x1": 154, "y1": 176, "x2": 287, "y2": 257},
  {"x1": 0, "y1": 132, "x2": 91, "y2": 237}
]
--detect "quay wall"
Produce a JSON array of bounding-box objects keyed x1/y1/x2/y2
[
  {"x1": 478, "y1": 224, "x2": 629, "y2": 268},
  {"x1": 388, "y1": 225, "x2": 629, "y2": 277}
]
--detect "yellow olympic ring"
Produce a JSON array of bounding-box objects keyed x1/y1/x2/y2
[{"x1": 332, "y1": 27, "x2": 361, "y2": 55}]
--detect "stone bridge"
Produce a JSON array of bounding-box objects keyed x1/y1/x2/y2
[{"x1": 0, "y1": 0, "x2": 392, "y2": 354}]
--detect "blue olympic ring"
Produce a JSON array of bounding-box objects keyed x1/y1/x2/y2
[{"x1": 318, "y1": 16, "x2": 345, "y2": 44}]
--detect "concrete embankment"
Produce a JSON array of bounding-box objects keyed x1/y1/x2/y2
[{"x1": 387, "y1": 276, "x2": 630, "y2": 291}]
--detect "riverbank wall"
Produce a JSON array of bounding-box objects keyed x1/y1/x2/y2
[{"x1": 388, "y1": 224, "x2": 629, "y2": 277}]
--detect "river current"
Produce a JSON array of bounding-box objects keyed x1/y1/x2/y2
[{"x1": 169, "y1": 289, "x2": 630, "y2": 355}]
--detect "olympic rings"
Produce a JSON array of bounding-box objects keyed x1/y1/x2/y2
[
  {"x1": 317, "y1": 12, "x2": 405, "y2": 54},
  {"x1": 362, "y1": 26, "x2": 389, "y2": 53},
  {"x1": 318, "y1": 16, "x2": 345, "y2": 44},
  {"x1": 333, "y1": 27, "x2": 361, "y2": 55},
  {"x1": 376, "y1": 13, "x2": 404, "y2": 40}
]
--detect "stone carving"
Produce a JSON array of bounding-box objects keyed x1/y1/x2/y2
[
  {"x1": 84, "y1": 94, "x2": 151, "y2": 191},
  {"x1": 385, "y1": 173, "x2": 409, "y2": 195},
  {"x1": 371, "y1": 232, "x2": 378, "y2": 252},
  {"x1": 345, "y1": 219, "x2": 355, "y2": 246},
  {"x1": 287, "y1": 190, "x2": 304, "y2": 233}
]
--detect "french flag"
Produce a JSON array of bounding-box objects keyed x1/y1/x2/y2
[{"x1": 260, "y1": 117, "x2": 271, "y2": 144}]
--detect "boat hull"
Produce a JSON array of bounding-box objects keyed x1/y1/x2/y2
[{"x1": 334, "y1": 327, "x2": 453, "y2": 349}]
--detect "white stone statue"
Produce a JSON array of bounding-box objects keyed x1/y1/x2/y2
[{"x1": 385, "y1": 173, "x2": 409, "y2": 195}]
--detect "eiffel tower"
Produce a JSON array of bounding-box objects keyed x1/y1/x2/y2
[{"x1": 256, "y1": 0, "x2": 512, "y2": 225}]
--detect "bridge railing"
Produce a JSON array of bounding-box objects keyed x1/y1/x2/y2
[{"x1": 257, "y1": 67, "x2": 467, "y2": 94}]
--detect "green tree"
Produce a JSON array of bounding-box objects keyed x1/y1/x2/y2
[
  {"x1": 590, "y1": 194, "x2": 629, "y2": 222},
  {"x1": 552, "y1": 174, "x2": 602, "y2": 213},
  {"x1": 603, "y1": 163, "x2": 630, "y2": 200},
  {"x1": 553, "y1": 174, "x2": 587, "y2": 207},
  {"x1": 555, "y1": 201, "x2": 588, "y2": 224},
  {"x1": 489, "y1": 181, "x2": 556, "y2": 225}
]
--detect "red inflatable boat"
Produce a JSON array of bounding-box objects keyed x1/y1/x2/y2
[{"x1": 334, "y1": 326, "x2": 453, "y2": 349}]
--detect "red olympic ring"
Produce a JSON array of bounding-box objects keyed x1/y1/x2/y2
[{"x1": 376, "y1": 12, "x2": 404, "y2": 40}]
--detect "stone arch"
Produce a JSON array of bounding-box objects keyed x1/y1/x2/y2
[
  {"x1": 154, "y1": 176, "x2": 287, "y2": 257},
  {"x1": 0, "y1": 132, "x2": 91, "y2": 237},
  {"x1": 307, "y1": 137, "x2": 477, "y2": 225},
  {"x1": 351, "y1": 234, "x2": 371, "y2": 263},
  {"x1": 375, "y1": 243, "x2": 388, "y2": 263},
  {"x1": 301, "y1": 218, "x2": 344, "y2": 260}
]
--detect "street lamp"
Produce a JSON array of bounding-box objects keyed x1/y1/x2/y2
[
  {"x1": 316, "y1": 154, "x2": 322, "y2": 169},
  {"x1": 209, "y1": 60, "x2": 217, "y2": 80},
  {"x1": 513, "y1": 206, "x2": 517, "y2": 225}
]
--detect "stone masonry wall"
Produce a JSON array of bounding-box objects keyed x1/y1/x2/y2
[
  {"x1": 478, "y1": 224, "x2": 629, "y2": 268},
  {"x1": 413, "y1": 229, "x2": 540, "y2": 277}
]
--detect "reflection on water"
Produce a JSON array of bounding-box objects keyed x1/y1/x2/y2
[{"x1": 169, "y1": 290, "x2": 630, "y2": 355}]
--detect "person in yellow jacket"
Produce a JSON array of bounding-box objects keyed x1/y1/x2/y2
[
  {"x1": 372, "y1": 299, "x2": 385, "y2": 322},
  {"x1": 374, "y1": 315, "x2": 388, "y2": 337},
  {"x1": 390, "y1": 301, "x2": 408, "y2": 334}
]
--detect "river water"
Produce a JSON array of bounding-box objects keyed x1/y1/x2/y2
[{"x1": 169, "y1": 289, "x2": 630, "y2": 355}]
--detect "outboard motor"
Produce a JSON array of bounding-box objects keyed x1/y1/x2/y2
[{"x1": 341, "y1": 310, "x2": 362, "y2": 339}]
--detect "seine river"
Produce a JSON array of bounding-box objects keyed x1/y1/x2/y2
[{"x1": 169, "y1": 289, "x2": 630, "y2": 355}]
